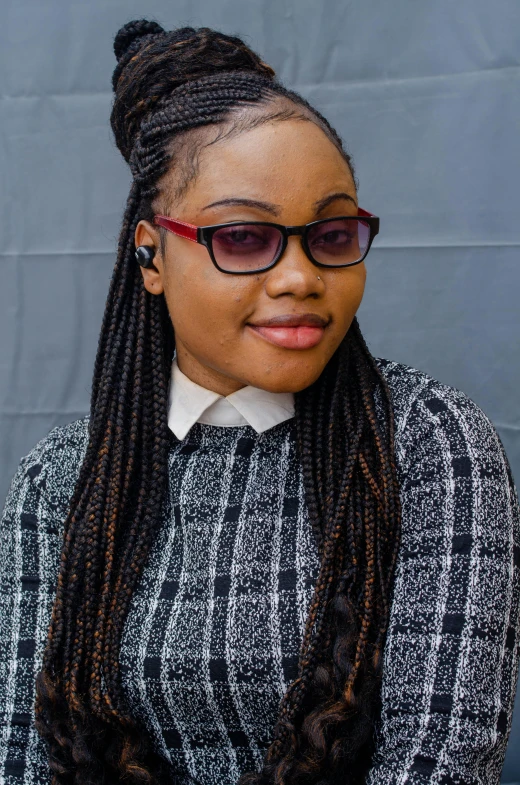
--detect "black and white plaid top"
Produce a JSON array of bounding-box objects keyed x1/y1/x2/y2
[{"x1": 1, "y1": 359, "x2": 519, "y2": 784}]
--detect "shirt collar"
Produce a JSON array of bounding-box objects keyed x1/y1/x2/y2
[{"x1": 167, "y1": 357, "x2": 295, "y2": 440}]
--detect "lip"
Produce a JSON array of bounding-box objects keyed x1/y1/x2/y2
[
  {"x1": 247, "y1": 313, "x2": 329, "y2": 350},
  {"x1": 249, "y1": 313, "x2": 329, "y2": 328}
]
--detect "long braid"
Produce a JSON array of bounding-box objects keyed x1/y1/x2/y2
[
  {"x1": 35, "y1": 20, "x2": 401, "y2": 785},
  {"x1": 253, "y1": 322, "x2": 400, "y2": 784}
]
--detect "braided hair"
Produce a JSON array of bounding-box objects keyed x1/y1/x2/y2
[{"x1": 35, "y1": 20, "x2": 401, "y2": 785}]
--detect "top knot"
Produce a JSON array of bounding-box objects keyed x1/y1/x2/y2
[
  {"x1": 110, "y1": 21, "x2": 277, "y2": 162},
  {"x1": 113, "y1": 19, "x2": 166, "y2": 62}
]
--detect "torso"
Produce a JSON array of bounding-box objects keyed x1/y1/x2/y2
[
  {"x1": 3, "y1": 358, "x2": 518, "y2": 785},
  {"x1": 120, "y1": 420, "x2": 319, "y2": 784}
]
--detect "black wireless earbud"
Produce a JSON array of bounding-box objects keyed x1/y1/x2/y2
[{"x1": 135, "y1": 245, "x2": 156, "y2": 268}]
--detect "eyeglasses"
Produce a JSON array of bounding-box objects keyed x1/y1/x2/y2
[{"x1": 153, "y1": 208, "x2": 379, "y2": 275}]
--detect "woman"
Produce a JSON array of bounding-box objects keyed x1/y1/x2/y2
[{"x1": 0, "y1": 19, "x2": 518, "y2": 785}]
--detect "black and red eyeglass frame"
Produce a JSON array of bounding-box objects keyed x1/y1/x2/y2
[{"x1": 153, "y1": 208, "x2": 380, "y2": 275}]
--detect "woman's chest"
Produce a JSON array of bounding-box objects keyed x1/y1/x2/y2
[{"x1": 119, "y1": 424, "x2": 319, "y2": 771}]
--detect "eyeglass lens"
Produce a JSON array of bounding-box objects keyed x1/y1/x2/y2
[
  {"x1": 211, "y1": 224, "x2": 284, "y2": 273},
  {"x1": 210, "y1": 218, "x2": 370, "y2": 272}
]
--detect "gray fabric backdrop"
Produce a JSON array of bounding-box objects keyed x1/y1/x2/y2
[{"x1": 2, "y1": 0, "x2": 519, "y2": 779}]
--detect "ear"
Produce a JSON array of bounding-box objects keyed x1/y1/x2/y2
[{"x1": 134, "y1": 219, "x2": 165, "y2": 295}]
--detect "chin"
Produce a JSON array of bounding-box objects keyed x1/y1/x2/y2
[{"x1": 249, "y1": 365, "x2": 326, "y2": 395}]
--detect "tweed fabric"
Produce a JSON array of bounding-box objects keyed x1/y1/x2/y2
[{"x1": 1, "y1": 360, "x2": 519, "y2": 785}]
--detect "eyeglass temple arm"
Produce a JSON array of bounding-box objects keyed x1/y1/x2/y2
[{"x1": 154, "y1": 215, "x2": 198, "y2": 242}]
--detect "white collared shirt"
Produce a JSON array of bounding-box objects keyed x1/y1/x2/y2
[{"x1": 167, "y1": 357, "x2": 295, "y2": 440}]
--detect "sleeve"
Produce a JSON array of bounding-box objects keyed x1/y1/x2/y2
[
  {"x1": 366, "y1": 383, "x2": 520, "y2": 785},
  {"x1": 0, "y1": 456, "x2": 61, "y2": 785}
]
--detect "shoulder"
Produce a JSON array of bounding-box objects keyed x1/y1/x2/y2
[
  {"x1": 16, "y1": 415, "x2": 90, "y2": 515},
  {"x1": 375, "y1": 356, "x2": 492, "y2": 433},
  {"x1": 374, "y1": 358, "x2": 516, "y2": 493},
  {"x1": 371, "y1": 361, "x2": 520, "y2": 781}
]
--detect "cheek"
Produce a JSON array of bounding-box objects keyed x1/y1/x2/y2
[
  {"x1": 162, "y1": 254, "x2": 255, "y2": 340},
  {"x1": 329, "y1": 265, "x2": 366, "y2": 325}
]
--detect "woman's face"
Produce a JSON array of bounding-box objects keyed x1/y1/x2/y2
[{"x1": 135, "y1": 113, "x2": 366, "y2": 395}]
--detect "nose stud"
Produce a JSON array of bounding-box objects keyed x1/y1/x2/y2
[{"x1": 317, "y1": 276, "x2": 321, "y2": 281}]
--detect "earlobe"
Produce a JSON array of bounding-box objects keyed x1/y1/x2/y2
[
  {"x1": 140, "y1": 265, "x2": 165, "y2": 295},
  {"x1": 138, "y1": 250, "x2": 165, "y2": 295}
]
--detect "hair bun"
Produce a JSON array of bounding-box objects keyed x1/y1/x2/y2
[
  {"x1": 111, "y1": 22, "x2": 276, "y2": 162},
  {"x1": 113, "y1": 19, "x2": 166, "y2": 62}
]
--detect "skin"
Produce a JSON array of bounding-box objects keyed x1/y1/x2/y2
[{"x1": 135, "y1": 110, "x2": 366, "y2": 396}]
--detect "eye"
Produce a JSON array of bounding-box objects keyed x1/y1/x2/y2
[
  {"x1": 307, "y1": 218, "x2": 365, "y2": 263},
  {"x1": 212, "y1": 224, "x2": 281, "y2": 256},
  {"x1": 214, "y1": 226, "x2": 269, "y2": 245},
  {"x1": 227, "y1": 229, "x2": 262, "y2": 244},
  {"x1": 311, "y1": 227, "x2": 356, "y2": 246}
]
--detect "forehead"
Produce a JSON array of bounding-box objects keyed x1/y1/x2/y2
[{"x1": 159, "y1": 112, "x2": 355, "y2": 213}]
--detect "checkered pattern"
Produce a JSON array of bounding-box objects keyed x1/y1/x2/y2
[
  {"x1": 120, "y1": 420, "x2": 317, "y2": 783},
  {"x1": 0, "y1": 361, "x2": 519, "y2": 784}
]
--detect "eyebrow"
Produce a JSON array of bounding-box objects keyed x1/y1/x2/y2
[
  {"x1": 315, "y1": 192, "x2": 357, "y2": 212},
  {"x1": 202, "y1": 192, "x2": 357, "y2": 217},
  {"x1": 202, "y1": 197, "x2": 280, "y2": 216}
]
